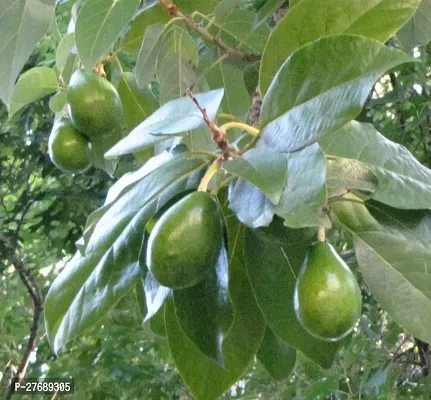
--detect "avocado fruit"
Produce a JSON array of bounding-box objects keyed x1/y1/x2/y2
[
  {"x1": 146, "y1": 191, "x2": 223, "y2": 289},
  {"x1": 294, "y1": 241, "x2": 362, "y2": 341},
  {"x1": 67, "y1": 69, "x2": 123, "y2": 137},
  {"x1": 48, "y1": 118, "x2": 92, "y2": 173}
]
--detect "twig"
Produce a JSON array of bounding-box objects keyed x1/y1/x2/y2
[
  {"x1": 186, "y1": 89, "x2": 232, "y2": 160},
  {"x1": 5, "y1": 253, "x2": 43, "y2": 400},
  {"x1": 158, "y1": 0, "x2": 261, "y2": 62}
]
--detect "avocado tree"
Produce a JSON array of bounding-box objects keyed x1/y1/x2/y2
[{"x1": 2, "y1": 0, "x2": 431, "y2": 398}]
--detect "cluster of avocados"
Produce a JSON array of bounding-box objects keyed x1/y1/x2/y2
[
  {"x1": 48, "y1": 69, "x2": 123, "y2": 173},
  {"x1": 145, "y1": 189, "x2": 362, "y2": 342}
]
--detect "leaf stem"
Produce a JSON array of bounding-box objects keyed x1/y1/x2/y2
[
  {"x1": 198, "y1": 159, "x2": 221, "y2": 192},
  {"x1": 220, "y1": 122, "x2": 259, "y2": 137},
  {"x1": 317, "y1": 227, "x2": 326, "y2": 242},
  {"x1": 217, "y1": 113, "x2": 241, "y2": 122}
]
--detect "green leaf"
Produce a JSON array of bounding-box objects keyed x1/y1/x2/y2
[
  {"x1": 174, "y1": 245, "x2": 233, "y2": 364},
  {"x1": 118, "y1": 72, "x2": 158, "y2": 130},
  {"x1": 50, "y1": 12, "x2": 62, "y2": 42},
  {"x1": 55, "y1": 33, "x2": 76, "y2": 80},
  {"x1": 182, "y1": 127, "x2": 216, "y2": 153},
  {"x1": 228, "y1": 179, "x2": 275, "y2": 228},
  {"x1": 0, "y1": 0, "x2": 55, "y2": 105},
  {"x1": 326, "y1": 158, "x2": 378, "y2": 193},
  {"x1": 135, "y1": 24, "x2": 166, "y2": 88},
  {"x1": 289, "y1": 0, "x2": 303, "y2": 6},
  {"x1": 257, "y1": 327, "x2": 296, "y2": 381},
  {"x1": 259, "y1": 0, "x2": 421, "y2": 94},
  {"x1": 223, "y1": 148, "x2": 287, "y2": 204},
  {"x1": 332, "y1": 198, "x2": 431, "y2": 344},
  {"x1": 49, "y1": 91, "x2": 68, "y2": 113},
  {"x1": 92, "y1": 127, "x2": 122, "y2": 177},
  {"x1": 44, "y1": 155, "x2": 206, "y2": 352},
  {"x1": 211, "y1": 7, "x2": 270, "y2": 54},
  {"x1": 244, "y1": 227, "x2": 340, "y2": 368},
  {"x1": 143, "y1": 273, "x2": 171, "y2": 322},
  {"x1": 275, "y1": 143, "x2": 330, "y2": 228},
  {"x1": 156, "y1": 26, "x2": 199, "y2": 104},
  {"x1": 254, "y1": 0, "x2": 285, "y2": 27},
  {"x1": 260, "y1": 35, "x2": 415, "y2": 152},
  {"x1": 199, "y1": 49, "x2": 250, "y2": 124},
  {"x1": 165, "y1": 208, "x2": 265, "y2": 400},
  {"x1": 105, "y1": 89, "x2": 224, "y2": 158},
  {"x1": 398, "y1": 0, "x2": 431, "y2": 48},
  {"x1": 75, "y1": 0, "x2": 140, "y2": 72},
  {"x1": 135, "y1": 278, "x2": 147, "y2": 318},
  {"x1": 320, "y1": 121, "x2": 431, "y2": 209},
  {"x1": 122, "y1": 5, "x2": 169, "y2": 53},
  {"x1": 9, "y1": 67, "x2": 58, "y2": 116}
]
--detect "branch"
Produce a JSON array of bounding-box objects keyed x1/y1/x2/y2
[
  {"x1": 158, "y1": 0, "x2": 261, "y2": 63},
  {"x1": 5, "y1": 252, "x2": 44, "y2": 400},
  {"x1": 186, "y1": 89, "x2": 233, "y2": 160}
]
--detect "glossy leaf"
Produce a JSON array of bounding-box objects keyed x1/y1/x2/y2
[
  {"x1": 174, "y1": 245, "x2": 233, "y2": 364},
  {"x1": 254, "y1": 0, "x2": 284, "y2": 27},
  {"x1": 223, "y1": 147, "x2": 287, "y2": 204},
  {"x1": 143, "y1": 272, "x2": 171, "y2": 322},
  {"x1": 9, "y1": 67, "x2": 58, "y2": 116},
  {"x1": 320, "y1": 121, "x2": 431, "y2": 209},
  {"x1": 55, "y1": 33, "x2": 76, "y2": 79},
  {"x1": 135, "y1": 24, "x2": 166, "y2": 88},
  {"x1": 182, "y1": 127, "x2": 216, "y2": 153},
  {"x1": 118, "y1": 72, "x2": 158, "y2": 130},
  {"x1": 199, "y1": 49, "x2": 250, "y2": 123},
  {"x1": 259, "y1": 0, "x2": 421, "y2": 94},
  {"x1": 257, "y1": 327, "x2": 296, "y2": 381},
  {"x1": 211, "y1": 7, "x2": 270, "y2": 54},
  {"x1": 228, "y1": 179, "x2": 275, "y2": 228},
  {"x1": 75, "y1": 0, "x2": 140, "y2": 72},
  {"x1": 49, "y1": 91, "x2": 68, "y2": 113},
  {"x1": 332, "y1": 198, "x2": 431, "y2": 343},
  {"x1": 92, "y1": 127, "x2": 122, "y2": 177},
  {"x1": 166, "y1": 208, "x2": 265, "y2": 400},
  {"x1": 275, "y1": 143, "x2": 330, "y2": 228},
  {"x1": 260, "y1": 35, "x2": 415, "y2": 152},
  {"x1": 0, "y1": 0, "x2": 55, "y2": 105},
  {"x1": 105, "y1": 89, "x2": 224, "y2": 158},
  {"x1": 123, "y1": 5, "x2": 169, "y2": 53},
  {"x1": 244, "y1": 228, "x2": 340, "y2": 368},
  {"x1": 123, "y1": 0, "x2": 217, "y2": 53},
  {"x1": 135, "y1": 278, "x2": 147, "y2": 318},
  {"x1": 156, "y1": 26, "x2": 199, "y2": 104},
  {"x1": 45, "y1": 155, "x2": 206, "y2": 352},
  {"x1": 326, "y1": 158, "x2": 378, "y2": 193},
  {"x1": 398, "y1": 0, "x2": 431, "y2": 48}
]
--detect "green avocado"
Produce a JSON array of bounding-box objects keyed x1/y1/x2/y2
[
  {"x1": 294, "y1": 241, "x2": 362, "y2": 342},
  {"x1": 67, "y1": 69, "x2": 123, "y2": 137},
  {"x1": 146, "y1": 191, "x2": 223, "y2": 289},
  {"x1": 48, "y1": 118, "x2": 92, "y2": 174}
]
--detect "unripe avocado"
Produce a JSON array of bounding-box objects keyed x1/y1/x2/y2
[
  {"x1": 294, "y1": 241, "x2": 362, "y2": 341},
  {"x1": 48, "y1": 118, "x2": 92, "y2": 174},
  {"x1": 67, "y1": 69, "x2": 123, "y2": 137},
  {"x1": 146, "y1": 191, "x2": 223, "y2": 289}
]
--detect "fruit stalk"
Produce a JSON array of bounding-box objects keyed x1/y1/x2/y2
[{"x1": 220, "y1": 122, "x2": 260, "y2": 137}]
